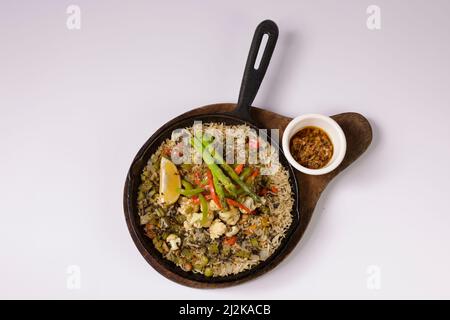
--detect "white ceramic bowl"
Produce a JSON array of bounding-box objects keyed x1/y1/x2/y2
[{"x1": 282, "y1": 114, "x2": 347, "y2": 175}]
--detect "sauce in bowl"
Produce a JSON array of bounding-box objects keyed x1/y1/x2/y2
[{"x1": 289, "y1": 126, "x2": 333, "y2": 169}]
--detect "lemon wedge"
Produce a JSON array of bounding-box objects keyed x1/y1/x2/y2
[{"x1": 159, "y1": 157, "x2": 181, "y2": 205}]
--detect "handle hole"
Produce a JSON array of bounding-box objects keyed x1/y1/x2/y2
[{"x1": 254, "y1": 33, "x2": 269, "y2": 70}]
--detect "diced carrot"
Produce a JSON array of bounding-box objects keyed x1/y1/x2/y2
[
  {"x1": 234, "y1": 164, "x2": 244, "y2": 175},
  {"x1": 207, "y1": 169, "x2": 221, "y2": 209},
  {"x1": 226, "y1": 198, "x2": 252, "y2": 214},
  {"x1": 250, "y1": 168, "x2": 259, "y2": 178},
  {"x1": 224, "y1": 236, "x2": 237, "y2": 246},
  {"x1": 270, "y1": 186, "x2": 278, "y2": 193}
]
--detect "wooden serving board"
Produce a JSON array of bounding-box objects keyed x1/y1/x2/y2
[
  {"x1": 171, "y1": 103, "x2": 372, "y2": 286},
  {"x1": 133, "y1": 103, "x2": 372, "y2": 288}
]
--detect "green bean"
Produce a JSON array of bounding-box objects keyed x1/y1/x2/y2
[
  {"x1": 239, "y1": 167, "x2": 252, "y2": 180},
  {"x1": 190, "y1": 137, "x2": 237, "y2": 196},
  {"x1": 202, "y1": 139, "x2": 261, "y2": 202},
  {"x1": 212, "y1": 173, "x2": 228, "y2": 210},
  {"x1": 181, "y1": 179, "x2": 193, "y2": 190},
  {"x1": 178, "y1": 188, "x2": 204, "y2": 197}
]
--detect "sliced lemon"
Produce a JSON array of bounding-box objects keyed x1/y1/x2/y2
[{"x1": 159, "y1": 157, "x2": 181, "y2": 205}]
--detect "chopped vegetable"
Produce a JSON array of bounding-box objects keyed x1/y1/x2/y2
[
  {"x1": 204, "y1": 267, "x2": 213, "y2": 277},
  {"x1": 191, "y1": 137, "x2": 237, "y2": 196},
  {"x1": 208, "y1": 242, "x2": 219, "y2": 255},
  {"x1": 198, "y1": 194, "x2": 209, "y2": 225},
  {"x1": 224, "y1": 236, "x2": 237, "y2": 246},
  {"x1": 202, "y1": 139, "x2": 261, "y2": 203},
  {"x1": 250, "y1": 168, "x2": 259, "y2": 179},
  {"x1": 225, "y1": 226, "x2": 240, "y2": 237},
  {"x1": 212, "y1": 173, "x2": 228, "y2": 210},
  {"x1": 192, "y1": 194, "x2": 212, "y2": 204},
  {"x1": 236, "y1": 250, "x2": 251, "y2": 258},
  {"x1": 234, "y1": 164, "x2": 244, "y2": 175},
  {"x1": 226, "y1": 198, "x2": 253, "y2": 214},
  {"x1": 193, "y1": 255, "x2": 209, "y2": 271},
  {"x1": 166, "y1": 234, "x2": 181, "y2": 251},
  {"x1": 181, "y1": 248, "x2": 193, "y2": 258},
  {"x1": 206, "y1": 169, "x2": 221, "y2": 209},
  {"x1": 221, "y1": 244, "x2": 231, "y2": 257},
  {"x1": 181, "y1": 179, "x2": 193, "y2": 190},
  {"x1": 209, "y1": 219, "x2": 227, "y2": 239},
  {"x1": 239, "y1": 167, "x2": 252, "y2": 180},
  {"x1": 218, "y1": 206, "x2": 240, "y2": 225},
  {"x1": 178, "y1": 187, "x2": 205, "y2": 197}
]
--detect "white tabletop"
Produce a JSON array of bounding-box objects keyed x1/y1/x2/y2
[{"x1": 1, "y1": 0, "x2": 449, "y2": 299}]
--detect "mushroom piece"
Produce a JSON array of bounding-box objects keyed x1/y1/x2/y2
[
  {"x1": 166, "y1": 234, "x2": 181, "y2": 251},
  {"x1": 225, "y1": 226, "x2": 239, "y2": 237}
]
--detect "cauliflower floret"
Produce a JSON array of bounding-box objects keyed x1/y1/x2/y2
[
  {"x1": 185, "y1": 211, "x2": 214, "y2": 229},
  {"x1": 225, "y1": 226, "x2": 240, "y2": 237},
  {"x1": 178, "y1": 197, "x2": 199, "y2": 216},
  {"x1": 238, "y1": 197, "x2": 260, "y2": 214},
  {"x1": 209, "y1": 219, "x2": 227, "y2": 240},
  {"x1": 166, "y1": 234, "x2": 181, "y2": 251},
  {"x1": 209, "y1": 200, "x2": 221, "y2": 211},
  {"x1": 218, "y1": 206, "x2": 240, "y2": 225}
]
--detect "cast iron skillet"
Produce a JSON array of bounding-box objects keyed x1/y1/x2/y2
[{"x1": 124, "y1": 20, "x2": 301, "y2": 287}]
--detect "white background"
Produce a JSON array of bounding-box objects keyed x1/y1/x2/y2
[{"x1": 1, "y1": 0, "x2": 450, "y2": 299}]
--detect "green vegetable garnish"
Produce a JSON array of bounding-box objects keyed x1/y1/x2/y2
[
  {"x1": 190, "y1": 137, "x2": 237, "y2": 196},
  {"x1": 202, "y1": 138, "x2": 261, "y2": 202},
  {"x1": 199, "y1": 194, "x2": 209, "y2": 225},
  {"x1": 178, "y1": 187, "x2": 204, "y2": 197}
]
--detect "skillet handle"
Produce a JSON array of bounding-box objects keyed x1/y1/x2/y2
[{"x1": 232, "y1": 20, "x2": 279, "y2": 121}]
